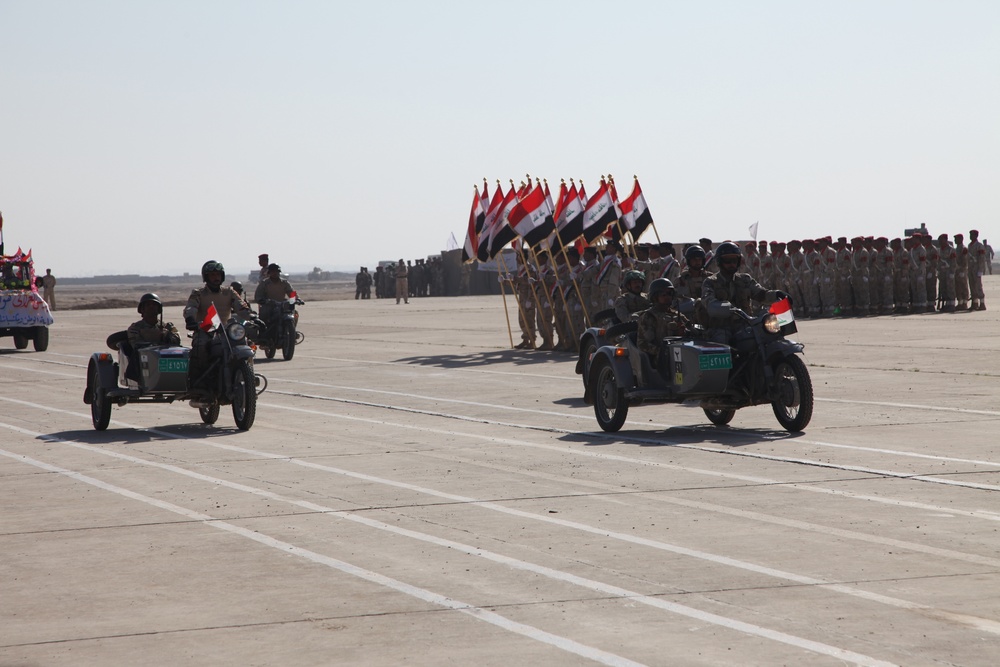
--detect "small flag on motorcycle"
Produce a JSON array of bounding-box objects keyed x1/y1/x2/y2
[
  {"x1": 200, "y1": 303, "x2": 222, "y2": 332},
  {"x1": 769, "y1": 297, "x2": 796, "y2": 334},
  {"x1": 288, "y1": 290, "x2": 297, "y2": 304}
]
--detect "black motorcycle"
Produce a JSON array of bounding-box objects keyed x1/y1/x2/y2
[{"x1": 248, "y1": 293, "x2": 304, "y2": 361}]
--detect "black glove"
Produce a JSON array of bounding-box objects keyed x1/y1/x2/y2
[
  {"x1": 185, "y1": 316, "x2": 198, "y2": 331},
  {"x1": 774, "y1": 291, "x2": 791, "y2": 304}
]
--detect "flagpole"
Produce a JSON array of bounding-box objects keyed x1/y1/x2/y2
[{"x1": 494, "y1": 250, "x2": 516, "y2": 349}]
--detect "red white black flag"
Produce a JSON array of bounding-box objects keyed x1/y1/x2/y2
[
  {"x1": 462, "y1": 187, "x2": 484, "y2": 263},
  {"x1": 508, "y1": 183, "x2": 555, "y2": 248}
]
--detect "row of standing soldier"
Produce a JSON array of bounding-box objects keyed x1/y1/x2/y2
[
  {"x1": 501, "y1": 229, "x2": 991, "y2": 352},
  {"x1": 370, "y1": 258, "x2": 446, "y2": 299}
]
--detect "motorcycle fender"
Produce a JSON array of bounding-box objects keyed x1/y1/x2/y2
[
  {"x1": 575, "y1": 331, "x2": 598, "y2": 375},
  {"x1": 84, "y1": 354, "x2": 117, "y2": 404},
  {"x1": 583, "y1": 349, "x2": 635, "y2": 405},
  {"x1": 231, "y1": 345, "x2": 255, "y2": 362},
  {"x1": 764, "y1": 339, "x2": 804, "y2": 360}
]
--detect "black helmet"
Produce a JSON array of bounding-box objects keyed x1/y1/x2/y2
[
  {"x1": 648, "y1": 278, "x2": 675, "y2": 300},
  {"x1": 137, "y1": 292, "x2": 163, "y2": 315},
  {"x1": 684, "y1": 244, "x2": 706, "y2": 263},
  {"x1": 267, "y1": 263, "x2": 281, "y2": 273},
  {"x1": 230, "y1": 280, "x2": 244, "y2": 294},
  {"x1": 715, "y1": 241, "x2": 743, "y2": 271},
  {"x1": 201, "y1": 260, "x2": 225, "y2": 282}
]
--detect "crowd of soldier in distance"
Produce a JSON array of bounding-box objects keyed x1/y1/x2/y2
[
  {"x1": 354, "y1": 258, "x2": 449, "y2": 300},
  {"x1": 496, "y1": 230, "x2": 993, "y2": 354}
]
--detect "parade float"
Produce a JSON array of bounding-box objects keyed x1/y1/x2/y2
[{"x1": 0, "y1": 248, "x2": 52, "y2": 351}]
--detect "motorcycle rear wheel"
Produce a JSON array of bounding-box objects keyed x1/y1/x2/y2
[
  {"x1": 704, "y1": 408, "x2": 735, "y2": 426},
  {"x1": 281, "y1": 323, "x2": 296, "y2": 360},
  {"x1": 199, "y1": 403, "x2": 220, "y2": 425},
  {"x1": 90, "y1": 364, "x2": 112, "y2": 431},
  {"x1": 264, "y1": 346, "x2": 276, "y2": 359},
  {"x1": 231, "y1": 362, "x2": 257, "y2": 431},
  {"x1": 771, "y1": 355, "x2": 813, "y2": 432},
  {"x1": 593, "y1": 361, "x2": 628, "y2": 432}
]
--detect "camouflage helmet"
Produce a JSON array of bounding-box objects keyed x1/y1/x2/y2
[
  {"x1": 137, "y1": 292, "x2": 162, "y2": 315},
  {"x1": 648, "y1": 278, "x2": 675, "y2": 300},
  {"x1": 623, "y1": 270, "x2": 645, "y2": 286},
  {"x1": 201, "y1": 260, "x2": 225, "y2": 282}
]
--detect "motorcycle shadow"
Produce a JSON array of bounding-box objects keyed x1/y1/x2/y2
[
  {"x1": 395, "y1": 348, "x2": 577, "y2": 369},
  {"x1": 47, "y1": 423, "x2": 246, "y2": 445},
  {"x1": 560, "y1": 425, "x2": 802, "y2": 449}
]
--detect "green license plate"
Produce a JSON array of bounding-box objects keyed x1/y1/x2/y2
[
  {"x1": 699, "y1": 353, "x2": 732, "y2": 371},
  {"x1": 158, "y1": 358, "x2": 189, "y2": 373}
]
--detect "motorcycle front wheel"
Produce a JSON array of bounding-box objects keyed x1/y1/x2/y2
[
  {"x1": 231, "y1": 362, "x2": 257, "y2": 431},
  {"x1": 281, "y1": 323, "x2": 296, "y2": 360},
  {"x1": 199, "y1": 403, "x2": 220, "y2": 425},
  {"x1": 593, "y1": 361, "x2": 628, "y2": 432},
  {"x1": 771, "y1": 355, "x2": 813, "y2": 432},
  {"x1": 264, "y1": 345, "x2": 276, "y2": 359}
]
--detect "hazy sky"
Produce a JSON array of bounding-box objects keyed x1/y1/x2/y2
[{"x1": 2, "y1": 0, "x2": 998, "y2": 277}]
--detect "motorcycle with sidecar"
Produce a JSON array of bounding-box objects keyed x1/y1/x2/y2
[
  {"x1": 583, "y1": 299, "x2": 813, "y2": 432},
  {"x1": 84, "y1": 318, "x2": 264, "y2": 431}
]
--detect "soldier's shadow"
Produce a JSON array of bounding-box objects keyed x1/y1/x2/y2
[{"x1": 395, "y1": 348, "x2": 577, "y2": 369}]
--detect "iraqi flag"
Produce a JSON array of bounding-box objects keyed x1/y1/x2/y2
[
  {"x1": 462, "y1": 187, "x2": 484, "y2": 263},
  {"x1": 769, "y1": 297, "x2": 796, "y2": 335},
  {"x1": 581, "y1": 180, "x2": 618, "y2": 243},
  {"x1": 486, "y1": 184, "x2": 519, "y2": 259},
  {"x1": 477, "y1": 184, "x2": 506, "y2": 261},
  {"x1": 617, "y1": 178, "x2": 653, "y2": 242},
  {"x1": 508, "y1": 184, "x2": 555, "y2": 248},
  {"x1": 200, "y1": 303, "x2": 222, "y2": 332},
  {"x1": 556, "y1": 182, "x2": 585, "y2": 247}
]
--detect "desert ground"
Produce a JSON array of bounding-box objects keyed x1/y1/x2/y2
[{"x1": 2, "y1": 277, "x2": 999, "y2": 666}]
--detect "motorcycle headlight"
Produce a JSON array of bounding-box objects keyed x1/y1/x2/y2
[
  {"x1": 227, "y1": 322, "x2": 246, "y2": 340},
  {"x1": 763, "y1": 314, "x2": 781, "y2": 334}
]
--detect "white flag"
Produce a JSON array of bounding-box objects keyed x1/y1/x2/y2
[
  {"x1": 446, "y1": 232, "x2": 459, "y2": 251},
  {"x1": 749, "y1": 221, "x2": 759, "y2": 241}
]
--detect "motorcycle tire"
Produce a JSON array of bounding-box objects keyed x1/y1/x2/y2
[
  {"x1": 264, "y1": 346, "x2": 276, "y2": 359},
  {"x1": 33, "y1": 326, "x2": 50, "y2": 352},
  {"x1": 199, "y1": 403, "x2": 220, "y2": 425},
  {"x1": 592, "y1": 360, "x2": 628, "y2": 432},
  {"x1": 281, "y1": 323, "x2": 296, "y2": 361},
  {"x1": 704, "y1": 408, "x2": 735, "y2": 426},
  {"x1": 90, "y1": 364, "x2": 112, "y2": 431},
  {"x1": 579, "y1": 338, "x2": 598, "y2": 391},
  {"x1": 13, "y1": 333, "x2": 29, "y2": 350},
  {"x1": 771, "y1": 355, "x2": 813, "y2": 432},
  {"x1": 231, "y1": 361, "x2": 257, "y2": 431}
]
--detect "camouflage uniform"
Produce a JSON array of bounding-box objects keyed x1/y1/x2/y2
[
  {"x1": 909, "y1": 238, "x2": 928, "y2": 313},
  {"x1": 850, "y1": 240, "x2": 871, "y2": 316},
  {"x1": 954, "y1": 236, "x2": 970, "y2": 310},
  {"x1": 892, "y1": 240, "x2": 911, "y2": 313},
  {"x1": 636, "y1": 306, "x2": 689, "y2": 364},
  {"x1": 127, "y1": 319, "x2": 180, "y2": 348},
  {"x1": 874, "y1": 239, "x2": 895, "y2": 314},
  {"x1": 937, "y1": 236, "x2": 957, "y2": 312},
  {"x1": 968, "y1": 233, "x2": 987, "y2": 309},
  {"x1": 614, "y1": 291, "x2": 650, "y2": 323},
  {"x1": 701, "y1": 270, "x2": 780, "y2": 341},
  {"x1": 834, "y1": 240, "x2": 853, "y2": 315},
  {"x1": 923, "y1": 239, "x2": 940, "y2": 311},
  {"x1": 817, "y1": 239, "x2": 837, "y2": 316}
]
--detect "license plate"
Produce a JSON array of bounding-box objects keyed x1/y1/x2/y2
[
  {"x1": 158, "y1": 358, "x2": 189, "y2": 373},
  {"x1": 699, "y1": 353, "x2": 732, "y2": 370}
]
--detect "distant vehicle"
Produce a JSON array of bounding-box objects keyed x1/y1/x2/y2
[{"x1": 0, "y1": 250, "x2": 52, "y2": 351}]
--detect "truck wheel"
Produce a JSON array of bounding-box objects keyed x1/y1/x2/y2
[
  {"x1": 13, "y1": 333, "x2": 29, "y2": 350},
  {"x1": 33, "y1": 327, "x2": 50, "y2": 352},
  {"x1": 231, "y1": 362, "x2": 257, "y2": 431},
  {"x1": 771, "y1": 355, "x2": 813, "y2": 432},
  {"x1": 90, "y1": 364, "x2": 112, "y2": 430},
  {"x1": 593, "y1": 360, "x2": 628, "y2": 432},
  {"x1": 199, "y1": 403, "x2": 220, "y2": 425},
  {"x1": 704, "y1": 408, "x2": 735, "y2": 426},
  {"x1": 281, "y1": 323, "x2": 296, "y2": 360}
]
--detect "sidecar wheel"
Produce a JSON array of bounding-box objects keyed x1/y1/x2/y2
[
  {"x1": 264, "y1": 346, "x2": 276, "y2": 359},
  {"x1": 199, "y1": 403, "x2": 220, "y2": 425},
  {"x1": 771, "y1": 355, "x2": 813, "y2": 432},
  {"x1": 281, "y1": 323, "x2": 296, "y2": 360},
  {"x1": 593, "y1": 361, "x2": 628, "y2": 433},
  {"x1": 231, "y1": 361, "x2": 257, "y2": 431},
  {"x1": 704, "y1": 408, "x2": 735, "y2": 426},
  {"x1": 90, "y1": 364, "x2": 112, "y2": 431}
]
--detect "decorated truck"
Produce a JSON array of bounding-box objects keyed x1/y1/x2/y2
[{"x1": 0, "y1": 248, "x2": 52, "y2": 351}]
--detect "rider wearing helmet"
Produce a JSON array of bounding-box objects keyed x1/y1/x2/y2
[
  {"x1": 183, "y1": 261, "x2": 251, "y2": 330},
  {"x1": 614, "y1": 269, "x2": 650, "y2": 323},
  {"x1": 127, "y1": 293, "x2": 180, "y2": 348},
  {"x1": 676, "y1": 244, "x2": 710, "y2": 301},
  {"x1": 636, "y1": 278, "x2": 690, "y2": 365},
  {"x1": 701, "y1": 241, "x2": 788, "y2": 341}
]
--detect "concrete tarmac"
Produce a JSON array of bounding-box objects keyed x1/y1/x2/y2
[{"x1": 2, "y1": 279, "x2": 999, "y2": 666}]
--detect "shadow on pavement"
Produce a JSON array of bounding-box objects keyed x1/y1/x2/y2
[
  {"x1": 558, "y1": 425, "x2": 803, "y2": 449},
  {"x1": 395, "y1": 348, "x2": 576, "y2": 369},
  {"x1": 46, "y1": 423, "x2": 246, "y2": 444}
]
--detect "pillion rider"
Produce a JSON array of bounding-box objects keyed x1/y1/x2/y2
[{"x1": 701, "y1": 242, "x2": 789, "y2": 344}]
